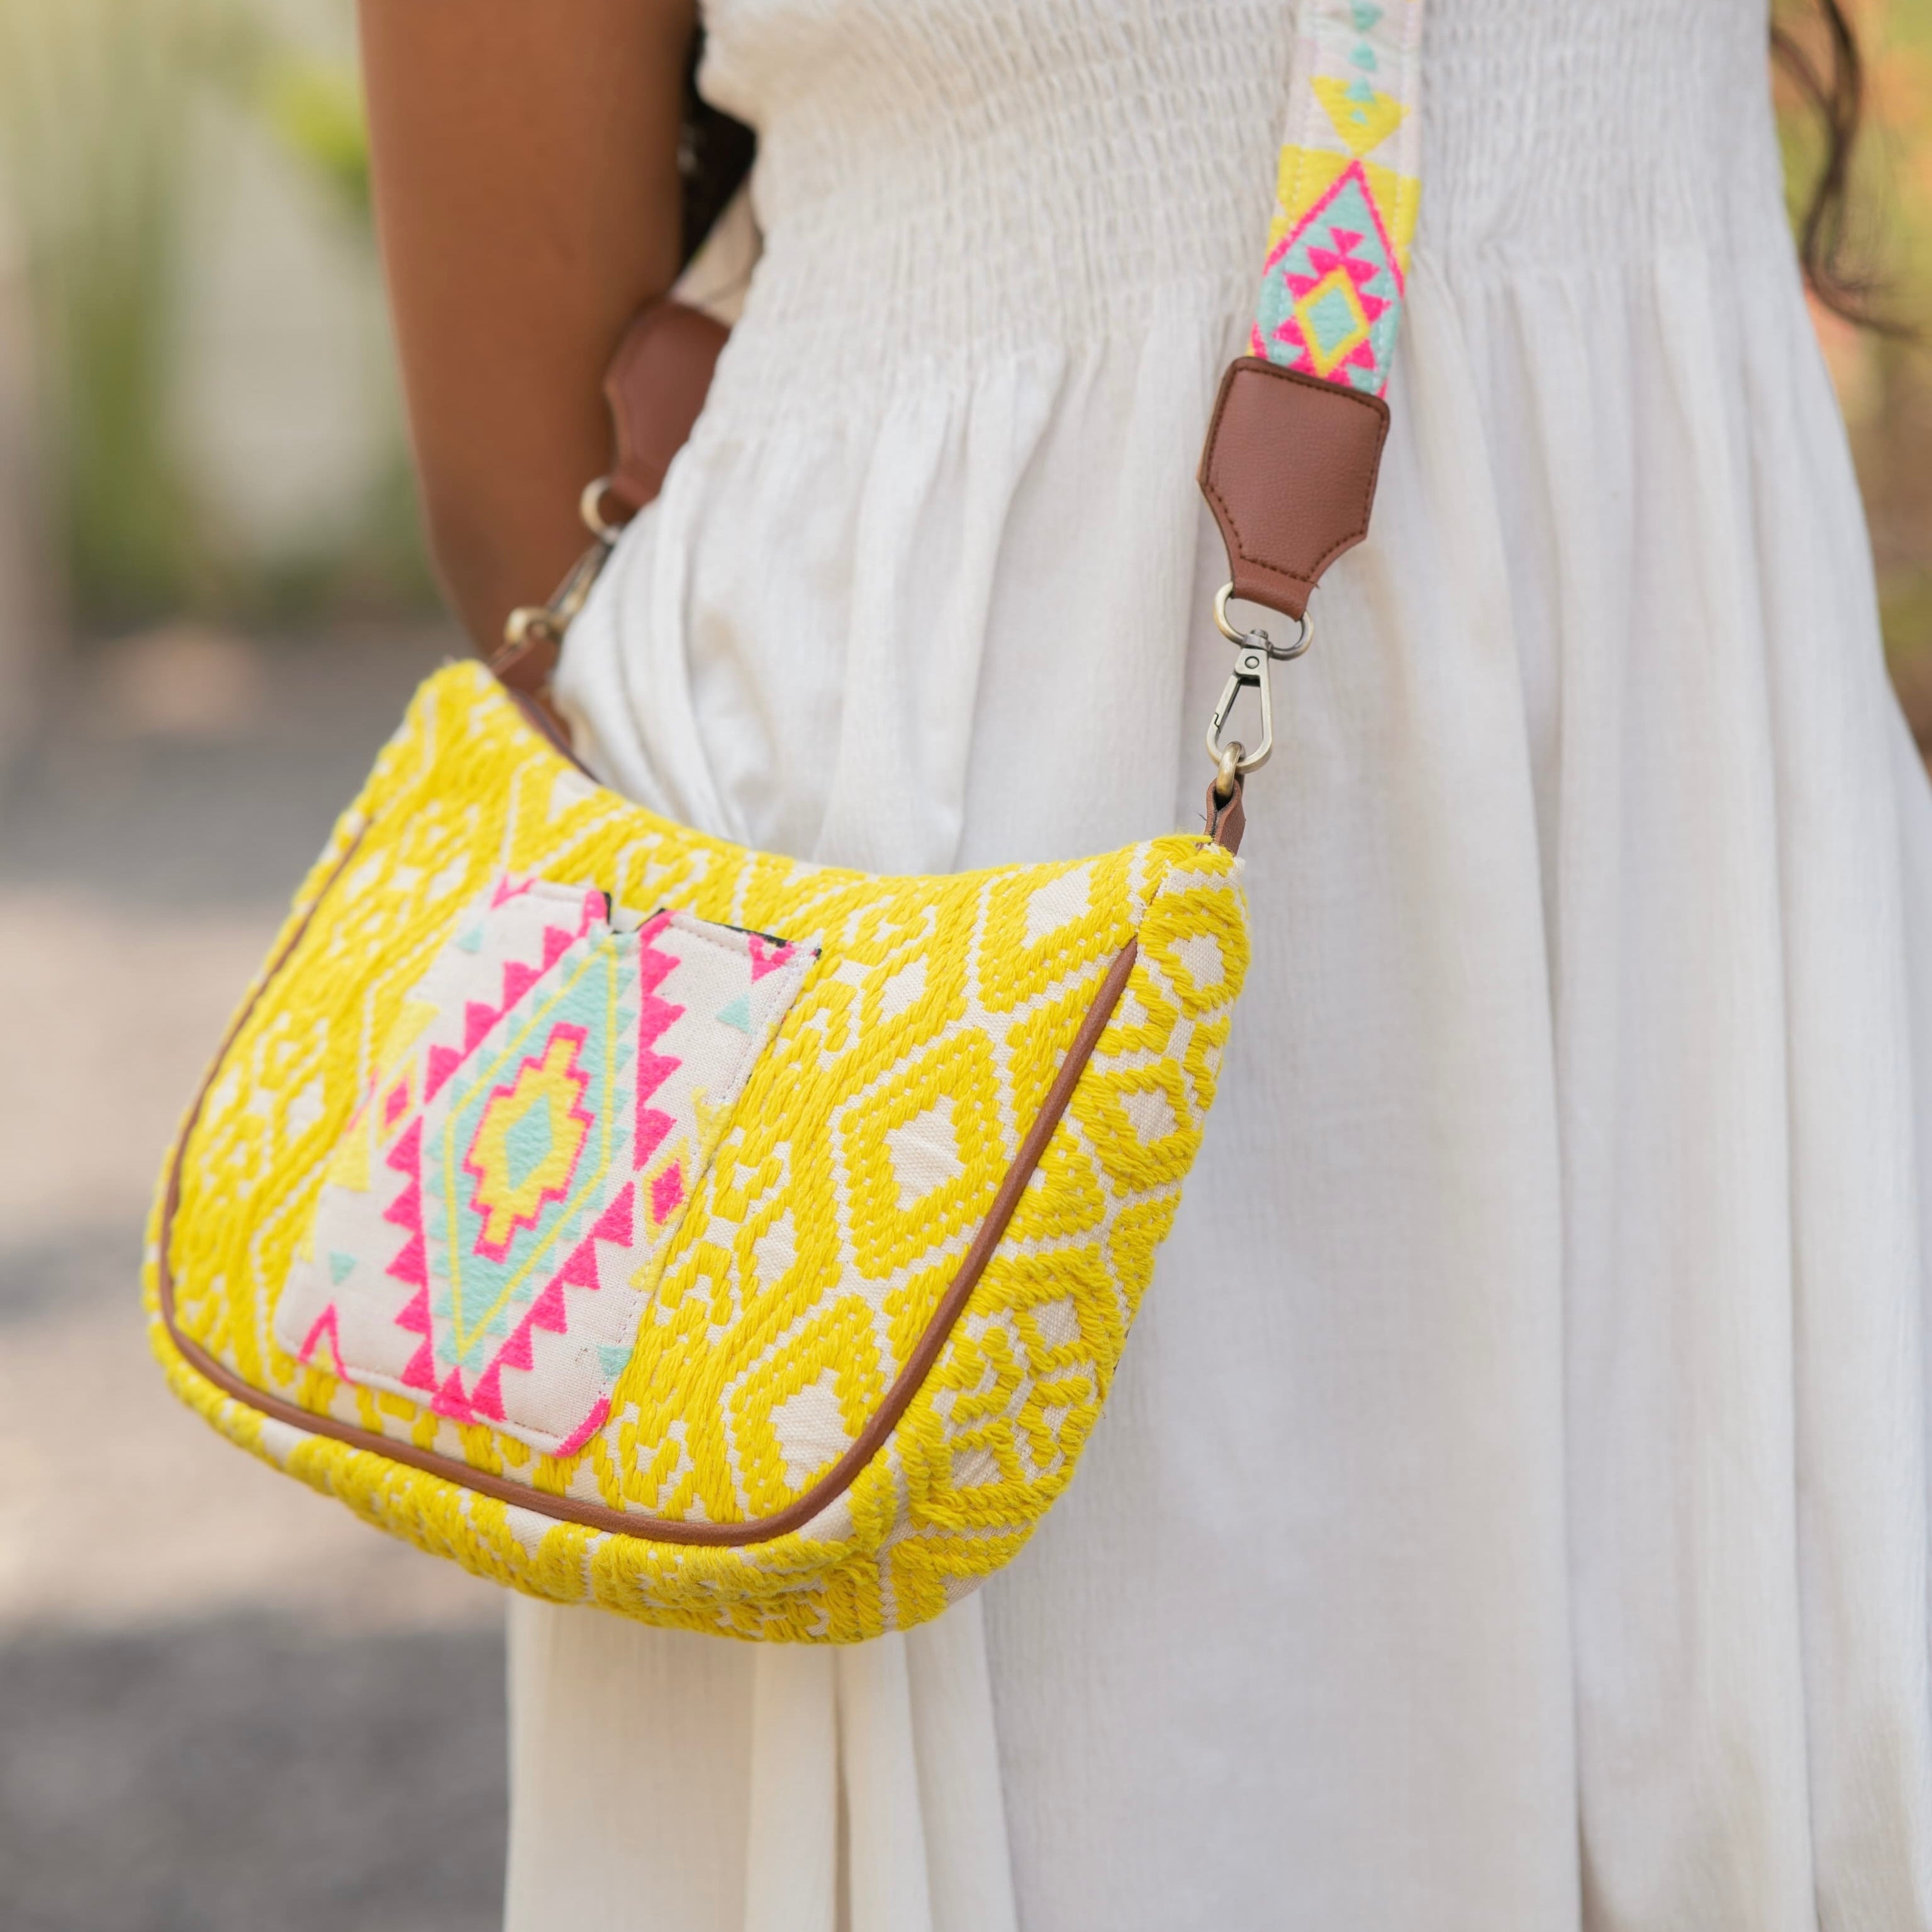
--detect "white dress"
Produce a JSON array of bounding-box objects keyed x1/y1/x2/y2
[{"x1": 515, "y1": 3, "x2": 1932, "y2": 1926}]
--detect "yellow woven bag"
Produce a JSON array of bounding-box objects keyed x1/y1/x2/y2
[
  {"x1": 148, "y1": 4, "x2": 1418, "y2": 1641},
  {"x1": 152, "y1": 662, "x2": 1252, "y2": 1641}
]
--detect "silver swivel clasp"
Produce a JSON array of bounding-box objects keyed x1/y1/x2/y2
[{"x1": 1204, "y1": 583, "x2": 1312, "y2": 798}]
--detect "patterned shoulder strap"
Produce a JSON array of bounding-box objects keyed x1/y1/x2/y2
[
  {"x1": 1197, "y1": 0, "x2": 1423, "y2": 837},
  {"x1": 1251, "y1": 0, "x2": 1424, "y2": 397}
]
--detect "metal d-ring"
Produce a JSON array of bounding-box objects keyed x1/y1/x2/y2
[
  {"x1": 1212, "y1": 581, "x2": 1313, "y2": 660},
  {"x1": 500, "y1": 470, "x2": 634, "y2": 662},
  {"x1": 1212, "y1": 740, "x2": 1245, "y2": 802},
  {"x1": 579, "y1": 476, "x2": 627, "y2": 544},
  {"x1": 1203, "y1": 584, "x2": 1315, "y2": 782}
]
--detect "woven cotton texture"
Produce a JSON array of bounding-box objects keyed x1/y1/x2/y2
[
  {"x1": 148, "y1": 662, "x2": 1247, "y2": 1641},
  {"x1": 272, "y1": 883, "x2": 818, "y2": 1461}
]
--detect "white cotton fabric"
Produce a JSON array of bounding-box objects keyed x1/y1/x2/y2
[{"x1": 507, "y1": 2, "x2": 1932, "y2": 1926}]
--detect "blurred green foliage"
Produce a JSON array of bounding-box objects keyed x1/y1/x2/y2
[
  {"x1": 0, "y1": 0, "x2": 212, "y2": 617},
  {"x1": 257, "y1": 53, "x2": 371, "y2": 230},
  {"x1": 0, "y1": 0, "x2": 422, "y2": 631}
]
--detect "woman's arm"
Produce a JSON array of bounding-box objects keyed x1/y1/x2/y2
[{"x1": 357, "y1": 0, "x2": 693, "y2": 652}]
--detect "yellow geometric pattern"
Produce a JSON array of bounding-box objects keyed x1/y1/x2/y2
[
  {"x1": 147, "y1": 662, "x2": 1248, "y2": 1642},
  {"x1": 1253, "y1": 0, "x2": 1423, "y2": 395},
  {"x1": 1268, "y1": 145, "x2": 1422, "y2": 266},
  {"x1": 464, "y1": 1030, "x2": 593, "y2": 1257},
  {"x1": 1309, "y1": 74, "x2": 1408, "y2": 159}
]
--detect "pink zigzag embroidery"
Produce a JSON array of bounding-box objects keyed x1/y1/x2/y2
[
  {"x1": 651, "y1": 1159, "x2": 686, "y2": 1226},
  {"x1": 469, "y1": 1175, "x2": 640, "y2": 1429},
  {"x1": 432, "y1": 1366, "x2": 477, "y2": 1424},
  {"x1": 486, "y1": 876, "x2": 605, "y2": 921},
  {"x1": 424, "y1": 883, "x2": 608, "y2": 1105},
  {"x1": 1248, "y1": 160, "x2": 1405, "y2": 378},
  {"x1": 416, "y1": 897, "x2": 678, "y2": 1450},
  {"x1": 296, "y1": 1305, "x2": 346, "y2": 1375},
  {"x1": 381, "y1": 1118, "x2": 437, "y2": 1390},
  {"x1": 589, "y1": 1183, "x2": 635, "y2": 1249},
  {"x1": 469, "y1": 1319, "x2": 533, "y2": 1423},
  {"x1": 747, "y1": 933, "x2": 799, "y2": 982},
  {"x1": 553, "y1": 1396, "x2": 611, "y2": 1460},
  {"x1": 634, "y1": 913, "x2": 684, "y2": 1166}
]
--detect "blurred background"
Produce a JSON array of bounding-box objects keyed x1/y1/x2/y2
[
  {"x1": 0, "y1": 3, "x2": 1927, "y2": 1929},
  {"x1": 0, "y1": 4, "x2": 497, "y2": 1930}
]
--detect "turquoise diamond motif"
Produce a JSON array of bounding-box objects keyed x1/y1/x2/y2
[{"x1": 1254, "y1": 162, "x2": 1403, "y2": 393}]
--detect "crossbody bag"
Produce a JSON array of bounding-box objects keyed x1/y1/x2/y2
[{"x1": 148, "y1": 1, "x2": 1423, "y2": 1643}]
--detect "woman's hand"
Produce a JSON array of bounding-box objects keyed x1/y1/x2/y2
[{"x1": 358, "y1": 0, "x2": 695, "y2": 654}]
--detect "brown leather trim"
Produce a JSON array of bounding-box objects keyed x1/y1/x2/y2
[
  {"x1": 477, "y1": 298, "x2": 730, "y2": 713},
  {"x1": 488, "y1": 625, "x2": 561, "y2": 701},
  {"x1": 1197, "y1": 356, "x2": 1390, "y2": 622},
  {"x1": 602, "y1": 299, "x2": 730, "y2": 518},
  {"x1": 1205, "y1": 776, "x2": 1246, "y2": 856},
  {"x1": 500, "y1": 682, "x2": 596, "y2": 778},
  {"x1": 159, "y1": 846, "x2": 1140, "y2": 1548}
]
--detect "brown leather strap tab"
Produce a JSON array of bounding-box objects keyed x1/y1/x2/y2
[
  {"x1": 601, "y1": 298, "x2": 731, "y2": 518},
  {"x1": 490, "y1": 625, "x2": 561, "y2": 698},
  {"x1": 1197, "y1": 357, "x2": 1390, "y2": 621},
  {"x1": 1205, "y1": 777, "x2": 1246, "y2": 855},
  {"x1": 485, "y1": 298, "x2": 729, "y2": 713}
]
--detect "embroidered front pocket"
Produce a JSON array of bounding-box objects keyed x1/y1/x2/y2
[{"x1": 274, "y1": 876, "x2": 815, "y2": 1456}]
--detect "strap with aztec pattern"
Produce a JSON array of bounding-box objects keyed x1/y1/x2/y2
[
  {"x1": 1254, "y1": 0, "x2": 1422, "y2": 394},
  {"x1": 1198, "y1": 0, "x2": 1423, "y2": 808}
]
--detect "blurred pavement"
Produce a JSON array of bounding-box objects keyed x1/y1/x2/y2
[{"x1": 0, "y1": 625, "x2": 510, "y2": 1932}]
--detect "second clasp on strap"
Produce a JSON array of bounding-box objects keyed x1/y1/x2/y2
[{"x1": 1205, "y1": 583, "x2": 1312, "y2": 793}]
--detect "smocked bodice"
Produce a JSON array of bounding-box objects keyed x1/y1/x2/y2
[{"x1": 693, "y1": 0, "x2": 1787, "y2": 410}]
